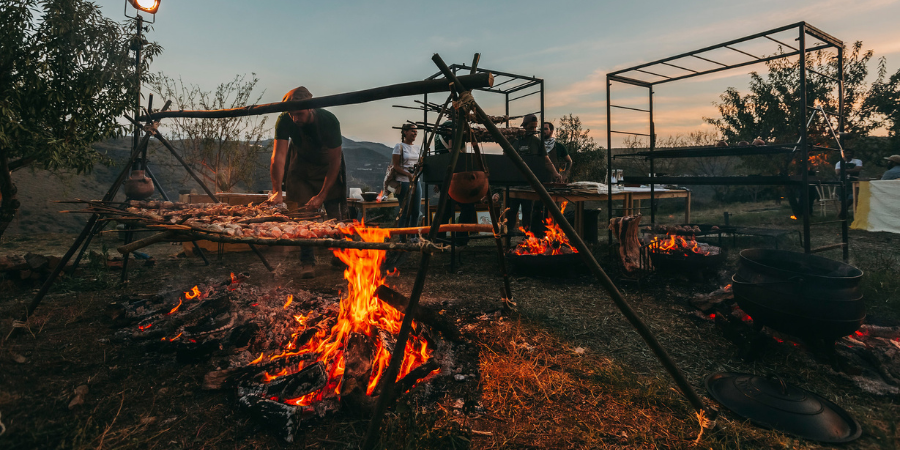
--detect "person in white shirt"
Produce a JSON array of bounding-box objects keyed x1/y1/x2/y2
[
  {"x1": 391, "y1": 124, "x2": 421, "y2": 228},
  {"x1": 834, "y1": 148, "x2": 863, "y2": 181}
]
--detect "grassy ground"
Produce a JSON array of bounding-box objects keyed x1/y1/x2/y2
[{"x1": 0, "y1": 201, "x2": 898, "y2": 449}]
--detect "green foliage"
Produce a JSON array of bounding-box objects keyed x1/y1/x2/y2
[
  {"x1": 864, "y1": 57, "x2": 900, "y2": 149},
  {"x1": 554, "y1": 114, "x2": 605, "y2": 182},
  {"x1": 0, "y1": 0, "x2": 160, "y2": 172},
  {"x1": 147, "y1": 73, "x2": 268, "y2": 192},
  {"x1": 705, "y1": 42, "x2": 876, "y2": 176}
]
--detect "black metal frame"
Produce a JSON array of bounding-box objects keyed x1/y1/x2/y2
[
  {"x1": 417, "y1": 64, "x2": 546, "y2": 264},
  {"x1": 424, "y1": 63, "x2": 544, "y2": 140},
  {"x1": 606, "y1": 22, "x2": 850, "y2": 261}
]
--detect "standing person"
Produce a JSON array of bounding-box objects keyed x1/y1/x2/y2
[
  {"x1": 835, "y1": 148, "x2": 863, "y2": 210},
  {"x1": 542, "y1": 122, "x2": 573, "y2": 181},
  {"x1": 392, "y1": 124, "x2": 422, "y2": 230},
  {"x1": 506, "y1": 114, "x2": 560, "y2": 235},
  {"x1": 882, "y1": 155, "x2": 900, "y2": 180},
  {"x1": 269, "y1": 86, "x2": 347, "y2": 278}
]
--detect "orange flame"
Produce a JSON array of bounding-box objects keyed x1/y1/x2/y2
[
  {"x1": 138, "y1": 323, "x2": 152, "y2": 331},
  {"x1": 649, "y1": 233, "x2": 711, "y2": 257},
  {"x1": 265, "y1": 224, "x2": 435, "y2": 406},
  {"x1": 790, "y1": 215, "x2": 798, "y2": 220},
  {"x1": 513, "y1": 202, "x2": 578, "y2": 256},
  {"x1": 376, "y1": 190, "x2": 384, "y2": 203},
  {"x1": 283, "y1": 294, "x2": 293, "y2": 310}
]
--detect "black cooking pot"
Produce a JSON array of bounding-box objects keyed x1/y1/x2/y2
[
  {"x1": 733, "y1": 249, "x2": 865, "y2": 340},
  {"x1": 737, "y1": 249, "x2": 862, "y2": 290}
]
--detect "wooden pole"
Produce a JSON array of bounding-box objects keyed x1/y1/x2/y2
[
  {"x1": 362, "y1": 90, "x2": 468, "y2": 450},
  {"x1": 429, "y1": 54, "x2": 711, "y2": 417},
  {"x1": 136, "y1": 73, "x2": 494, "y2": 121}
]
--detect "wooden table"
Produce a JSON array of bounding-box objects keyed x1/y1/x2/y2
[{"x1": 506, "y1": 186, "x2": 691, "y2": 238}]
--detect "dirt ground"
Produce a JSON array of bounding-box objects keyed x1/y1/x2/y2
[{"x1": 0, "y1": 219, "x2": 898, "y2": 449}]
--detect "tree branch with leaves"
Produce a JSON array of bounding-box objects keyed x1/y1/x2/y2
[
  {"x1": 147, "y1": 73, "x2": 268, "y2": 193},
  {"x1": 0, "y1": 0, "x2": 160, "y2": 240}
]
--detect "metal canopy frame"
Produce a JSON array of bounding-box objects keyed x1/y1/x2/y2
[
  {"x1": 426, "y1": 63, "x2": 544, "y2": 140},
  {"x1": 606, "y1": 22, "x2": 850, "y2": 261}
]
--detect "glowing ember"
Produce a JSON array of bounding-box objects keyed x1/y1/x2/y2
[
  {"x1": 790, "y1": 215, "x2": 798, "y2": 220},
  {"x1": 168, "y1": 285, "x2": 202, "y2": 315},
  {"x1": 513, "y1": 202, "x2": 578, "y2": 256},
  {"x1": 283, "y1": 294, "x2": 293, "y2": 310},
  {"x1": 259, "y1": 224, "x2": 434, "y2": 406}
]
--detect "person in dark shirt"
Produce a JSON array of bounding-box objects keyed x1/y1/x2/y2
[
  {"x1": 506, "y1": 114, "x2": 560, "y2": 235},
  {"x1": 882, "y1": 155, "x2": 900, "y2": 180},
  {"x1": 269, "y1": 86, "x2": 347, "y2": 277},
  {"x1": 542, "y1": 122, "x2": 572, "y2": 181}
]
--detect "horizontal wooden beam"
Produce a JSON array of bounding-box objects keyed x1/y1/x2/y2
[{"x1": 137, "y1": 73, "x2": 494, "y2": 121}]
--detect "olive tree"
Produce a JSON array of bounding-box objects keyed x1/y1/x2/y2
[
  {"x1": 147, "y1": 73, "x2": 269, "y2": 193},
  {"x1": 0, "y1": 0, "x2": 160, "y2": 239},
  {"x1": 555, "y1": 114, "x2": 604, "y2": 182}
]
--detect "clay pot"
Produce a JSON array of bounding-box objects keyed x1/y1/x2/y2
[
  {"x1": 449, "y1": 171, "x2": 489, "y2": 203},
  {"x1": 123, "y1": 170, "x2": 155, "y2": 200}
]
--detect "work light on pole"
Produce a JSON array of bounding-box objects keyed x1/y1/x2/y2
[{"x1": 128, "y1": 0, "x2": 160, "y2": 15}]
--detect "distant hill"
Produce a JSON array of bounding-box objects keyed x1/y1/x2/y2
[{"x1": 5, "y1": 136, "x2": 393, "y2": 235}]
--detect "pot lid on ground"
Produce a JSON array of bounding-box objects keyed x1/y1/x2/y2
[{"x1": 705, "y1": 372, "x2": 861, "y2": 443}]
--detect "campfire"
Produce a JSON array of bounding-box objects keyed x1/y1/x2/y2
[
  {"x1": 639, "y1": 229, "x2": 724, "y2": 276},
  {"x1": 110, "y1": 224, "x2": 442, "y2": 442},
  {"x1": 258, "y1": 226, "x2": 435, "y2": 407},
  {"x1": 513, "y1": 202, "x2": 578, "y2": 256},
  {"x1": 647, "y1": 233, "x2": 719, "y2": 258}
]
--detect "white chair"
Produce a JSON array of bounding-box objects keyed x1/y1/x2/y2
[{"x1": 814, "y1": 183, "x2": 839, "y2": 217}]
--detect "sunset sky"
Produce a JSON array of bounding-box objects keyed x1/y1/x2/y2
[{"x1": 97, "y1": 0, "x2": 900, "y2": 149}]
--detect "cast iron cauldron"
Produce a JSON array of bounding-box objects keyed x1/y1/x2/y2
[
  {"x1": 732, "y1": 249, "x2": 865, "y2": 340},
  {"x1": 449, "y1": 171, "x2": 488, "y2": 203}
]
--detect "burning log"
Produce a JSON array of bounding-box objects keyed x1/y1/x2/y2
[
  {"x1": 375, "y1": 285, "x2": 461, "y2": 342},
  {"x1": 339, "y1": 333, "x2": 375, "y2": 398},
  {"x1": 395, "y1": 358, "x2": 440, "y2": 395},
  {"x1": 203, "y1": 354, "x2": 317, "y2": 390},
  {"x1": 238, "y1": 362, "x2": 327, "y2": 400}
]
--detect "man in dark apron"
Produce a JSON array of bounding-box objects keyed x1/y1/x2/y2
[{"x1": 269, "y1": 86, "x2": 348, "y2": 278}]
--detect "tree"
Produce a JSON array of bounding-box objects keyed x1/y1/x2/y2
[
  {"x1": 147, "y1": 73, "x2": 269, "y2": 193},
  {"x1": 864, "y1": 58, "x2": 900, "y2": 150},
  {"x1": 704, "y1": 42, "x2": 876, "y2": 176},
  {"x1": 554, "y1": 114, "x2": 604, "y2": 182},
  {"x1": 0, "y1": 0, "x2": 160, "y2": 240}
]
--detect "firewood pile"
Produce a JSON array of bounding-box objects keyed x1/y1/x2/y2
[
  {"x1": 0, "y1": 253, "x2": 73, "y2": 284},
  {"x1": 108, "y1": 273, "x2": 452, "y2": 442}
]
